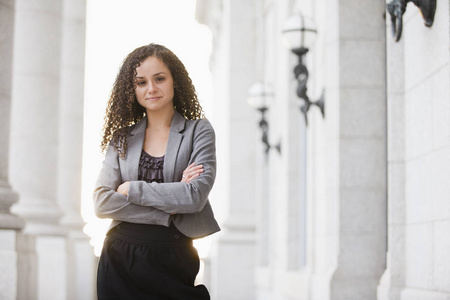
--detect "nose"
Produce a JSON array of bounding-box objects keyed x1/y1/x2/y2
[{"x1": 147, "y1": 82, "x2": 157, "y2": 94}]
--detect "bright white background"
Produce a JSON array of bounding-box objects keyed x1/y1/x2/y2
[{"x1": 81, "y1": 0, "x2": 214, "y2": 256}]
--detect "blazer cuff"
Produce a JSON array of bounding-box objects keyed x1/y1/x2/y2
[{"x1": 127, "y1": 181, "x2": 143, "y2": 205}]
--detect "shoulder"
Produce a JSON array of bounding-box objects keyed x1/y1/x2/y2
[
  {"x1": 108, "y1": 118, "x2": 145, "y2": 154},
  {"x1": 108, "y1": 123, "x2": 136, "y2": 146},
  {"x1": 185, "y1": 118, "x2": 215, "y2": 135}
]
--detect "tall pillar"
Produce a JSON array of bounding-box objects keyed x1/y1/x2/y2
[
  {"x1": 377, "y1": 29, "x2": 406, "y2": 300},
  {"x1": 10, "y1": 0, "x2": 64, "y2": 236},
  {"x1": 197, "y1": 0, "x2": 258, "y2": 299},
  {"x1": 0, "y1": 1, "x2": 25, "y2": 299},
  {"x1": 58, "y1": 0, "x2": 85, "y2": 232},
  {"x1": 0, "y1": 0, "x2": 23, "y2": 230},
  {"x1": 329, "y1": 1, "x2": 388, "y2": 299},
  {"x1": 10, "y1": 1, "x2": 68, "y2": 299},
  {"x1": 58, "y1": 0, "x2": 95, "y2": 299}
]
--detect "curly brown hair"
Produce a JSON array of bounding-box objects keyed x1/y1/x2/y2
[{"x1": 100, "y1": 43, "x2": 204, "y2": 158}]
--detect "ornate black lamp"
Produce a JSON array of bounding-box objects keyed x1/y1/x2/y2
[
  {"x1": 247, "y1": 82, "x2": 281, "y2": 155},
  {"x1": 282, "y1": 13, "x2": 325, "y2": 127},
  {"x1": 387, "y1": 0, "x2": 437, "y2": 42}
]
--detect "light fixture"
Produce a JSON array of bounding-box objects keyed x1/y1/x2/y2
[
  {"x1": 387, "y1": 0, "x2": 437, "y2": 42},
  {"x1": 247, "y1": 82, "x2": 281, "y2": 155},
  {"x1": 282, "y1": 13, "x2": 325, "y2": 127}
]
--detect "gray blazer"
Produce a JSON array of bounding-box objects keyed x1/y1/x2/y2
[{"x1": 93, "y1": 111, "x2": 220, "y2": 238}]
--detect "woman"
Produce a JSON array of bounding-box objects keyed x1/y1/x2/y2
[{"x1": 94, "y1": 43, "x2": 220, "y2": 300}]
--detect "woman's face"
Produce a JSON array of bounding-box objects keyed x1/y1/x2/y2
[{"x1": 134, "y1": 56, "x2": 175, "y2": 114}]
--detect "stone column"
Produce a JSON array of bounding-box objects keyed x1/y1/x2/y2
[
  {"x1": 0, "y1": 1, "x2": 25, "y2": 299},
  {"x1": 377, "y1": 26, "x2": 406, "y2": 300},
  {"x1": 0, "y1": 0, "x2": 23, "y2": 230},
  {"x1": 58, "y1": 0, "x2": 85, "y2": 232},
  {"x1": 197, "y1": 0, "x2": 258, "y2": 299},
  {"x1": 58, "y1": 0, "x2": 95, "y2": 299},
  {"x1": 10, "y1": 1, "x2": 68, "y2": 299},
  {"x1": 10, "y1": 0, "x2": 64, "y2": 236},
  {"x1": 328, "y1": 1, "x2": 388, "y2": 299}
]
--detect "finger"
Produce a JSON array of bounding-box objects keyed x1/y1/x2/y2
[
  {"x1": 186, "y1": 162, "x2": 196, "y2": 168},
  {"x1": 185, "y1": 173, "x2": 200, "y2": 183},
  {"x1": 182, "y1": 168, "x2": 203, "y2": 183},
  {"x1": 181, "y1": 170, "x2": 198, "y2": 181},
  {"x1": 186, "y1": 165, "x2": 203, "y2": 173},
  {"x1": 184, "y1": 164, "x2": 199, "y2": 174},
  {"x1": 182, "y1": 163, "x2": 196, "y2": 175},
  {"x1": 183, "y1": 165, "x2": 203, "y2": 176},
  {"x1": 188, "y1": 166, "x2": 204, "y2": 174},
  {"x1": 181, "y1": 164, "x2": 204, "y2": 183},
  {"x1": 181, "y1": 174, "x2": 188, "y2": 182},
  {"x1": 186, "y1": 168, "x2": 204, "y2": 178}
]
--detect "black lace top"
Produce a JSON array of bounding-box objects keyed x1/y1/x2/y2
[{"x1": 137, "y1": 150, "x2": 164, "y2": 183}]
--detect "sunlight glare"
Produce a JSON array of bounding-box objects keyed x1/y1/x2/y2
[{"x1": 81, "y1": 0, "x2": 214, "y2": 257}]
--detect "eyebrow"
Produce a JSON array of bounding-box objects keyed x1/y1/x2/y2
[
  {"x1": 152, "y1": 72, "x2": 166, "y2": 77},
  {"x1": 135, "y1": 72, "x2": 167, "y2": 79}
]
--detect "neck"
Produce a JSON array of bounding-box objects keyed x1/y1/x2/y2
[{"x1": 146, "y1": 107, "x2": 175, "y2": 129}]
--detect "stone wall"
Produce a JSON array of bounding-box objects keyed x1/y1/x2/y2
[
  {"x1": 197, "y1": 0, "x2": 449, "y2": 299},
  {"x1": 379, "y1": 1, "x2": 450, "y2": 300}
]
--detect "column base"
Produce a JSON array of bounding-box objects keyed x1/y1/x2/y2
[
  {"x1": 16, "y1": 229, "x2": 96, "y2": 300},
  {"x1": 12, "y1": 201, "x2": 64, "y2": 236},
  {"x1": 66, "y1": 233, "x2": 97, "y2": 300},
  {"x1": 17, "y1": 234, "x2": 68, "y2": 300},
  {"x1": 377, "y1": 267, "x2": 395, "y2": 300},
  {"x1": 20, "y1": 222, "x2": 66, "y2": 236},
  {"x1": 310, "y1": 268, "x2": 334, "y2": 300},
  {"x1": 60, "y1": 212, "x2": 85, "y2": 234},
  {"x1": 210, "y1": 218, "x2": 256, "y2": 300},
  {"x1": 0, "y1": 212, "x2": 25, "y2": 230},
  {"x1": 330, "y1": 277, "x2": 381, "y2": 300},
  {"x1": 0, "y1": 185, "x2": 25, "y2": 230}
]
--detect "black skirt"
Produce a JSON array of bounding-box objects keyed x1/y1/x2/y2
[{"x1": 97, "y1": 222, "x2": 210, "y2": 300}]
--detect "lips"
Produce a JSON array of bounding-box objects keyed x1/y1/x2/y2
[{"x1": 146, "y1": 96, "x2": 161, "y2": 101}]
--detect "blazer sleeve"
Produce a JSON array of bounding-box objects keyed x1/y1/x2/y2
[
  {"x1": 127, "y1": 119, "x2": 216, "y2": 214},
  {"x1": 93, "y1": 143, "x2": 171, "y2": 225}
]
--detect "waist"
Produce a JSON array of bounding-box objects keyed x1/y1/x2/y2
[{"x1": 107, "y1": 222, "x2": 192, "y2": 247}]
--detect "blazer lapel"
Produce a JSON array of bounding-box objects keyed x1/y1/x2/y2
[
  {"x1": 126, "y1": 117, "x2": 147, "y2": 180},
  {"x1": 164, "y1": 112, "x2": 186, "y2": 183}
]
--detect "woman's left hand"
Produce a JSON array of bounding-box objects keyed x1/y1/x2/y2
[
  {"x1": 116, "y1": 181, "x2": 130, "y2": 196},
  {"x1": 181, "y1": 162, "x2": 204, "y2": 183}
]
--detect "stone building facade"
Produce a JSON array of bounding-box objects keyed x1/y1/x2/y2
[
  {"x1": 1, "y1": 0, "x2": 449, "y2": 299},
  {"x1": 196, "y1": 0, "x2": 450, "y2": 300},
  {"x1": 0, "y1": 0, "x2": 95, "y2": 299}
]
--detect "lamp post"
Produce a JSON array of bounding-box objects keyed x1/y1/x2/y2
[
  {"x1": 282, "y1": 13, "x2": 325, "y2": 127},
  {"x1": 247, "y1": 82, "x2": 281, "y2": 155}
]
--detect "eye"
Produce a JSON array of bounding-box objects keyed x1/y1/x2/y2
[
  {"x1": 136, "y1": 80, "x2": 146, "y2": 86},
  {"x1": 155, "y1": 77, "x2": 165, "y2": 82}
]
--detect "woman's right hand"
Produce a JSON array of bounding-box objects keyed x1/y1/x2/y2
[{"x1": 181, "y1": 162, "x2": 204, "y2": 183}]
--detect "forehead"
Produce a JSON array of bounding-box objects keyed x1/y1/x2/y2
[{"x1": 136, "y1": 56, "x2": 170, "y2": 74}]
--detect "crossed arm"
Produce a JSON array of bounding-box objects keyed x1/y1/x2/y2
[
  {"x1": 93, "y1": 119, "x2": 216, "y2": 223},
  {"x1": 116, "y1": 162, "x2": 203, "y2": 195}
]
